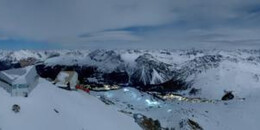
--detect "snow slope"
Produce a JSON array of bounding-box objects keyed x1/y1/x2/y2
[
  {"x1": 0, "y1": 78, "x2": 141, "y2": 130},
  {"x1": 1, "y1": 49, "x2": 260, "y2": 129},
  {"x1": 186, "y1": 57, "x2": 260, "y2": 99},
  {"x1": 92, "y1": 87, "x2": 260, "y2": 130}
]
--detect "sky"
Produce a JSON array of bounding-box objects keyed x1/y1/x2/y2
[{"x1": 0, "y1": 0, "x2": 260, "y2": 50}]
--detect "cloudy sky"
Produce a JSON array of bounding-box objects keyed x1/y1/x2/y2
[{"x1": 0, "y1": 0, "x2": 260, "y2": 50}]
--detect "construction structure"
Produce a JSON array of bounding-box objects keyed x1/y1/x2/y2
[{"x1": 0, "y1": 66, "x2": 39, "y2": 97}]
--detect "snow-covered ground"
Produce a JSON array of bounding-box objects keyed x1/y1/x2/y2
[
  {"x1": 91, "y1": 87, "x2": 260, "y2": 130},
  {"x1": 0, "y1": 78, "x2": 141, "y2": 130},
  {"x1": 1, "y1": 49, "x2": 260, "y2": 129},
  {"x1": 1, "y1": 79, "x2": 260, "y2": 130},
  {"x1": 191, "y1": 60, "x2": 260, "y2": 99}
]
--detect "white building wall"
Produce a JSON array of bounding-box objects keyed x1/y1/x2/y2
[
  {"x1": 11, "y1": 85, "x2": 30, "y2": 96},
  {"x1": 25, "y1": 66, "x2": 39, "y2": 94}
]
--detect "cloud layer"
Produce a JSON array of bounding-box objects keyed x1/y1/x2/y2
[{"x1": 0, "y1": 0, "x2": 259, "y2": 49}]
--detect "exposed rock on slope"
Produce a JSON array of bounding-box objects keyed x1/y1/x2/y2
[
  {"x1": 130, "y1": 53, "x2": 172, "y2": 86},
  {"x1": 1, "y1": 49, "x2": 260, "y2": 98}
]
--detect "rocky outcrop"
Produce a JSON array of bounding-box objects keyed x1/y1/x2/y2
[
  {"x1": 36, "y1": 64, "x2": 98, "y2": 83},
  {"x1": 187, "y1": 119, "x2": 203, "y2": 130},
  {"x1": 103, "y1": 71, "x2": 129, "y2": 85},
  {"x1": 12, "y1": 104, "x2": 21, "y2": 113},
  {"x1": 0, "y1": 60, "x2": 21, "y2": 71},
  {"x1": 176, "y1": 54, "x2": 223, "y2": 79},
  {"x1": 130, "y1": 53, "x2": 172, "y2": 86},
  {"x1": 1, "y1": 49, "x2": 260, "y2": 96},
  {"x1": 134, "y1": 114, "x2": 162, "y2": 130},
  {"x1": 19, "y1": 57, "x2": 38, "y2": 67},
  {"x1": 221, "y1": 91, "x2": 234, "y2": 101}
]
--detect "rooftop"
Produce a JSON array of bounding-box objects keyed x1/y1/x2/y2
[{"x1": 0, "y1": 66, "x2": 35, "y2": 84}]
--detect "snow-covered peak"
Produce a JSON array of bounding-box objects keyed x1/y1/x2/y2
[{"x1": 1, "y1": 49, "x2": 260, "y2": 94}]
